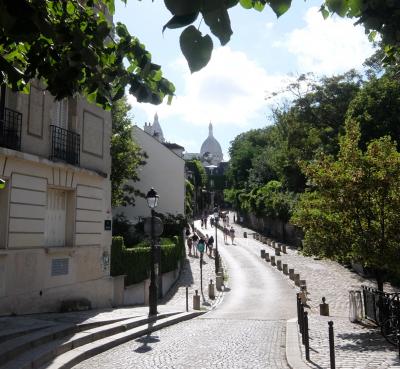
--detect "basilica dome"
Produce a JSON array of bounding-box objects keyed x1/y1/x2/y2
[{"x1": 200, "y1": 123, "x2": 223, "y2": 165}]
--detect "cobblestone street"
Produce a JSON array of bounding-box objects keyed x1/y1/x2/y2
[
  {"x1": 74, "y1": 219, "x2": 295, "y2": 369},
  {"x1": 235, "y1": 219, "x2": 400, "y2": 369}
]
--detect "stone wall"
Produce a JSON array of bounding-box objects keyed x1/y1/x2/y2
[{"x1": 241, "y1": 212, "x2": 302, "y2": 247}]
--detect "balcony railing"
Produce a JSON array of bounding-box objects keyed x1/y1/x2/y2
[
  {"x1": 0, "y1": 107, "x2": 22, "y2": 151},
  {"x1": 50, "y1": 125, "x2": 80, "y2": 166}
]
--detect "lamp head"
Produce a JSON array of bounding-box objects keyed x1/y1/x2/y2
[{"x1": 146, "y1": 187, "x2": 159, "y2": 209}]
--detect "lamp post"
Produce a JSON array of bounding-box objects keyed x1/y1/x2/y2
[
  {"x1": 146, "y1": 187, "x2": 159, "y2": 316},
  {"x1": 213, "y1": 206, "x2": 220, "y2": 274}
]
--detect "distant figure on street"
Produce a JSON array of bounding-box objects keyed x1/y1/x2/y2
[
  {"x1": 223, "y1": 226, "x2": 229, "y2": 244},
  {"x1": 210, "y1": 217, "x2": 214, "y2": 228},
  {"x1": 229, "y1": 226, "x2": 235, "y2": 245},
  {"x1": 187, "y1": 236, "x2": 193, "y2": 256},
  {"x1": 204, "y1": 215, "x2": 208, "y2": 229},
  {"x1": 197, "y1": 237, "x2": 206, "y2": 260},
  {"x1": 207, "y1": 235, "x2": 214, "y2": 256},
  {"x1": 192, "y1": 233, "x2": 199, "y2": 257}
]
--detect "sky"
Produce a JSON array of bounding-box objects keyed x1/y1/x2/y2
[{"x1": 114, "y1": 0, "x2": 375, "y2": 160}]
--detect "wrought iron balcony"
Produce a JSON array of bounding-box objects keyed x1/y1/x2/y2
[
  {"x1": 0, "y1": 107, "x2": 22, "y2": 151},
  {"x1": 50, "y1": 125, "x2": 80, "y2": 166}
]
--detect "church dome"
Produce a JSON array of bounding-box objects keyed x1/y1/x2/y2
[{"x1": 200, "y1": 123, "x2": 223, "y2": 165}]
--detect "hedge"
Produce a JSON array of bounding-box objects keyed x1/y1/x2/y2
[{"x1": 111, "y1": 235, "x2": 185, "y2": 286}]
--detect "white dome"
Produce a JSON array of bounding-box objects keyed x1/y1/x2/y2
[{"x1": 200, "y1": 123, "x2": 223, "y2": 165}]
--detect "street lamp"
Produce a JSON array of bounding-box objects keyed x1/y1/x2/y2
[
  {"x1": 213, "y1": 206, "x2": 220, "y2": 274},
  {"x1": 146, "y1": 187, "x2": 159, "y2": 316}
]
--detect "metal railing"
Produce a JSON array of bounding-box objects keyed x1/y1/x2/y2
[
  {"x1": 0, "y1": 107, "x2": 22, "y2": 151},
  {"x1": 362, "y1": 285, "x2": 400, "y2": 346},
  {"x1": 50, "y1": 125, "x2": 80, "y2": 166}
]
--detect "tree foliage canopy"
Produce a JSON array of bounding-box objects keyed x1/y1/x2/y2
[
  {"x1": 0, "y1": 0, "x2": 175, "y2": 108},
  {"x1": 111, "y1": 96, "x2": 146, "y2": 207},
  {"x1": 1, "y1": 0, "x2": 399, "y2": 108},
  {"x1": 292, "y1": 121, "x2": 400, "y2": 290}
]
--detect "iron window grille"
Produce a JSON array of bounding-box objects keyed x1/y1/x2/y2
[
  {"x1": 0, "y1": 107, "x2": 22, "y2": 151},
  {"x1": 50, "y1": 125, "x2": 80, "y2": 166}
]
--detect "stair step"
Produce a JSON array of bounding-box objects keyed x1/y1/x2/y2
[
  {"x1": 42, "y1": 311, "x2": 203, "y2": 369},
  {"x1": 0, "y1": 312, "x2": 180, "y2": 369},
  {"x1": 0, "y1": 317, "x2": 131, "y2": 366}
]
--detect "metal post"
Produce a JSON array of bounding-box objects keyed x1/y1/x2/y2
[
  {"x1": 297, "y1": 293, "x2": 301, "y2": 329},
  {"x1": 304, "y1": 312, "x2": 310, "y2": 361},
  {"x1": 328, "y1": 321, "x2": 335, "y2": 369},
  {"x1": 186, "y1": 286, "x2": 189, "y2": 312},
  {"x1": 149, "y1": 209, "x2": 158, "y2": 316},
  {"x1": 215, "y1": 217, "x2": 220, "y2": 274},
  {"x1": 301, "y1": 303, "x2": 305, "y2": 344},
  {"x1": 200, "y1": 254, "x2": 203, "y2": 296}
]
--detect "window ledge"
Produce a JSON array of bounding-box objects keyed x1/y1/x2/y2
[{"x1": 45, "y1": 247, "x2": 75, "y2": 256}]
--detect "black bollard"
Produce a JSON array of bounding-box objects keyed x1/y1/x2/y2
[
  {"x1": 304, "y1": 312, "x2": 310, "y2": 361},
  {"x1": 328, "y1": 321, "x2": 335, "y2": 369},
  {"x1": 297, "y1": 294, "x2": 301, "y2": 329},
  {"x1": 186, "y1": 286, "x2": 189, "y2": 312}
]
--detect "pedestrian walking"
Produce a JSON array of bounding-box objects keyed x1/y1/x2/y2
[
  {"x1": 210, "y1": 217, "x2": 214, "y2": 228},
  {"x1": 200, "y1": 218, "x2": 204, "y2": 228},
  {"x1": 229, "y1": 226, "x2": 235, "y2": 245},
  {"x1": 207, "y1": 235, "x2": 214, "y2": 257},
  {"x1": 192, "y1": 233, "x2": 199, "y2": 257},
  {"x1": 223, "y1": 226, "x2": 228, "y2": 244},
  {"x1": 187, "y1": 236, "x2": 193, "y2": 256},
  {"x1": 204, "y1": 215, "x2": 208, "y2": 229},
  {"x1": 197, "y1": 237, "x2": 206, "y2": 261}
]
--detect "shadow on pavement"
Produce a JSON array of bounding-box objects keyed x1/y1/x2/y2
[
  {"x1": 160, "y1": 258, "x2": 194, "y2": 304},
  {"x1": 134, "y1": 330, "x2": 160, "y2": 353}
]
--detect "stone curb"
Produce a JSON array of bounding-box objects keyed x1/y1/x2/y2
[
  {"x1": 41, "y1": 311, "x2": 205, "y2": 369},
  {"x1": 286, "y1": 318, "x2": 311, "y2": 369}
]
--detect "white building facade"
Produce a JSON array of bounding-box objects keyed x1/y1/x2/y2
[
  {"x1": 0, "y1": 82, "x2": 119, "y2": 315},
  {"x1": 114, "y1": 124, "x2": 185, "y2": 223}
]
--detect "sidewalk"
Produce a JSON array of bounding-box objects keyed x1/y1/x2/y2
[
  {"x1": 230, "y1": 217, "x2": 400, "y2": 369},
  {"x1": 0, "y1": 227, "x2": 222, "y2": 368}
]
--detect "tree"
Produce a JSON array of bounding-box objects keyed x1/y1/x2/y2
[
  {"x1": 2, "y1": 1, "x2": 399, "y2": 108},
  {"x1": 292, "y1": 121, "x2": 400, "y2": 291},
  {"x1": 0, "y1": 0, "x2": 174, "y2": 108},
  {"x1": 227, "y1": 128, "x2": 272, "y2": 189},
  {"x1": 111, "y1": 96, "x2": 146, "y2": 207},
  {"x1": 346, "y1": 76, "x2": 400, "y2": 150}
]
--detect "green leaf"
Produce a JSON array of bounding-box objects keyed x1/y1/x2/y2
[
  {"x1": 202, "y1": 7, "x2": 233, "y2": 45},
  {"x1": 325, "y1": 0, "x2": 348, "y2": 17},
  {"x1": 179, "y1": 26, "x2": 213, "y2": 73},
  {"x1": 66, "y1": 1, "x2": 75, "y2": 15},
  {"x1": 254, "y1": 1, "x2": 265, "y2": 12},
  {"x1": 164, "y1": 0, "x2": 201, "y2": 16},
  {"x1": 320, "y1": 5, "x2": 329, "y2": 19},
  {"x1": 162, "y1": 13, "x2": 199, "y2": 32},
  {"x1": 368, "y1": 30, "x2": 377, "y2": 42},
  {"x1": 239, "y1": 0, "x2": 253, "y2": 10},
  {"x1": 269, "y1": 0, "x2": 292, "y2": 18}
]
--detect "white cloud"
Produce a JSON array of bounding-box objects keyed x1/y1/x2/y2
[
  {"x1": 266, "y1": 22, "x2": 274, "y2": 30},
  {"x1": 128, "y1": 47, "x2": 288, "y2": 128},
  {"x1": 277, "y1": 7, "x2": 374, "y2": 75}
]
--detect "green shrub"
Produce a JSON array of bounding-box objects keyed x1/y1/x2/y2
[{"x1": 111, "y1": 235, "x2": 185, "y2": 286}]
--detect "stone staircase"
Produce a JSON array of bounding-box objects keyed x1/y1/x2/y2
[{"x1": 0, "y1": 311, "x2": 203, "y2": 369}]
